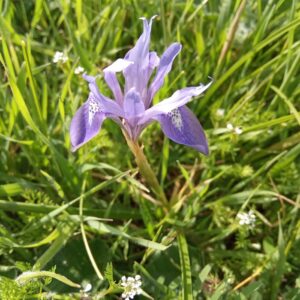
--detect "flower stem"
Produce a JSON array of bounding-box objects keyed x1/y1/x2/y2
[{"x1": 125, "y1": 134, "x2": 169, "y2": 209}]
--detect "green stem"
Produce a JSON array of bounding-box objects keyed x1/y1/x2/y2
[{"x1": 125, "y1": 134, "x2": 168, "y2": 210}]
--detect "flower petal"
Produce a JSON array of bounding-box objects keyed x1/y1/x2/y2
[
  {"x1": 123, "y1": 16, "x2": 156, "y2": 95},
  {"x1": 104, "y1": 59, "x2": 134, "y2": 73},
  {"x1": 82, "y1": 74, "x2": 124, "y2": 117},
  {"x1": 155, "y1": 105, "x2": 209, "y2": 154},
  {"x1": 103, "y1": 59, "x2": 133, "y2": 105},
  {"x1": 139, "y1": 82, "x2": 212, "y2": 124},
  {"x1": 148, "y1": 51, "x2": 160, "y2": 67},
  {"x1": 147, "y1": 43, "x2": 182, "y2": 106},
  {"x1": 146, "y1": 51, "x2": 160, "y2": 81},
  {"x1": 70, "y1": 94, "x2": 106, "y2": 151},
  {"x1": 124, "y1": 88, "x2": 145, "y2": 120}
]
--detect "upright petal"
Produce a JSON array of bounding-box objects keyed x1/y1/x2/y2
[
  {"x1": 147, "y1": 43, "x2": 182, "y2": 107},
  {"x1": 155, "y1": 106, "x2": 209, "y2": 154},
  {"x1": 124, "y1": 88, "x2": 145, "y2": 120},
  {"x1": 123, "y1": 16, "x2": 156, "y2": 96},
  {"x1": 147, "y1": 51, "x2": 160, "y2": 78},
  {"x1": 138, "y1": 82, "x2": 212, "y2": 124},
  {"x1": 103, "y1": 59, "x2": 133, "y2": 105},
  {"x1": 70, "y1": 93, "x2": 106, "y2": 151},
  {"x1": 83, "y1": 74, "x2": 124, "y2": 117}
]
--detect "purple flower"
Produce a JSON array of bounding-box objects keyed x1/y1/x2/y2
[{"x1": 70, "y1": 16, "x2": 211, "y2": 154}]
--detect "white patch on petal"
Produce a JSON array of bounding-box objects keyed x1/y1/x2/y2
[
  {"x1": 88, "y1": 94, "x2": 102, "y2": 125},
  {"x1": 168, "y1": 108, "x2": 183, "y2": 130}
]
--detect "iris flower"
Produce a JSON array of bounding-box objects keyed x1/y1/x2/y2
[{"x1": 70, "y1": 16, "x2": 211, "y2": 154}]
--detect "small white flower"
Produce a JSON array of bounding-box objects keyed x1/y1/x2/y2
[
  {"x1": 237, "y1": 210, "x2": 256, "y2": 228},
  {"x1": 234, "y1": 126, "x2": 243, "y2": 135},
  {"x1": 83, "y1": 283, "x2": 92, "y2": 292},
  {"x1": 53, "y1": 51, "x2": 68, "y2": 64},
  {"x1": 227, "y1": 123, "x2": 243, "y2": 135},
  {"x1": 235, "y1": 22, "x2": 255, "y2": 42},
  {"x1": 121, "y1": 275, "x2": 142, "y2": 300},
  {"x1": 75, "y1": 66, "x2": 85, "y2": 74},
  {"x1": 216, "y1": 108, "x2": 225, "y2": 117},
  {"x1": 226, "y1": 123, "x2": 234, "y2": 130}
]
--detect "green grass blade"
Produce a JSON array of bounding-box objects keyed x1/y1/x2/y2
[
  {"x1": 177, "y1": 232, "x2": 193, "y2": 300},
  {"x1": 16, "y1": 270, "x2": 81, "y2": 289}
]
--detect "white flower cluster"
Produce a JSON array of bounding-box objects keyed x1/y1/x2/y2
[
  {"x1": 227, "y1": 123, "x2": 243, "y2": 135},
  {"x1": 74, "y1": 66, "x2": 85, "y2": 74},
  {"x1": 121, "y1": 275, "x2": 142, "y2": 300},
  {"x1": 53, "y1": 51, "x2": 68, "y2": 63},
  {"x1": 237, "y1": 210, "x2": 256, "y2": 228}
]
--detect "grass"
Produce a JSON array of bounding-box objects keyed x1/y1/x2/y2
[{"x1": 0, "y1": 0, "x2": 300, "y2": 299}]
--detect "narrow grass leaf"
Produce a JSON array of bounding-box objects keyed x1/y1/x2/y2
[
  {"x1": 177, "y1": 232, "x2": 193, "y2": 300},
  {"x1": 87, "y1": 221, "x2": 169, "y2": 251},
  {"x1": 16, "y1": 270, "x2": 80, "y2": 288}
]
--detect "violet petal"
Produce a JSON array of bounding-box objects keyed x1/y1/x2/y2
[
  {"x1": 124, "y1": 88, "x2": 145, "y2": 121},
  {"x1": 83, "y1": 74, "x2": 124, "y2": 117},
  {"x1": 70, "y1": 94, "x2": 106, "y2": 151},
  {"x1": 103, "y1": 59, "x2": 133, "y2": 105},
  {"x1": 147, "y1": 43, "x2": 182, "y2": 106},
  {"x1": 123, "y1": 16, "x2": 156, "y2": 95},
  {"x1": 155, "y1": 105, "x2": 209, "y2": 154},
  {"x1": 138, "y1": 82, "x2": 212, "y2": 124}
]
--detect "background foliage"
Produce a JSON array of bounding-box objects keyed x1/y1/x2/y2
[{"x1": 0, "y1": 0, "x2": 300, "y2": 299}]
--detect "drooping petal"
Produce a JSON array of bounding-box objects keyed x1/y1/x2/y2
[
  {"x1": 124, "y1": 88, "x2": 145, "y2": 120},
  {"x1": 123, "y1": 16, "x2": 156, "y2": 95},
  {"x1": 82, "y1": 74, "x2": 124, "y2": 117},
  {"x1": 70, "y1": 93, "x2": 106, "y2": 151},
  {"x1": 155, "y1": 105, "x2": 209, "y2": 154},
  {"x1": 138, "y1": 82, "x2": 212, "y2": 124},
  {"x1": 103, "y1": 59, "x2": 134, "y2": 105},
  {"x1": 146, "y1": 43, "x2": 182, "y2": 106}
]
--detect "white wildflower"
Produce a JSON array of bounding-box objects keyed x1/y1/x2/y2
[
  {"x1": 227, "y1": 123, "x2": 243, "y2": 135},
  {"x1": 53, "y1": 51, "x2": 68, "y2": 63},
  {"x1": 236, "y1": 23, "x2": 250, "y2": 41},
  {"x1": 234, "y1": 126, "x2": 243, "y2": 135},
  {"x1": 237, "y1": 210, "x2": 256, "y2": 228},
  {"x1": 226, "y1": 123, "x2": 234, "y2": 130},
  {"x1": 235, "y1": 21, "x2": 255, "y2": 42},
  {"x1": 216, "y1": 108, "x2": 225, "y2": 117},
  {"x1": 75, "y1": 66, "x2": 85, "y2": 74},
  {"x1": 83, "y1": 283, "x2": 92, "y2": 292},
  {"x1": 121, "y1": 275, "x2": 142, "y2": 300}
]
